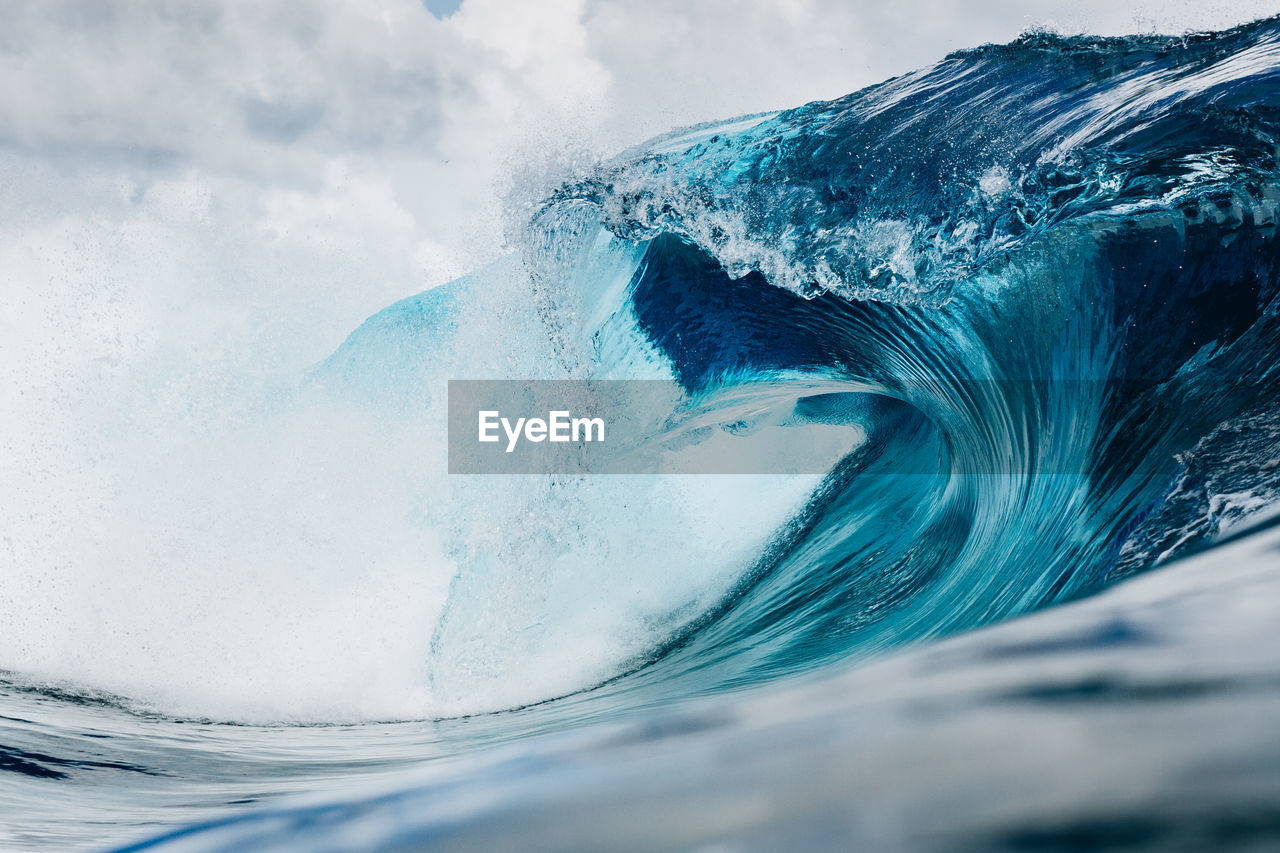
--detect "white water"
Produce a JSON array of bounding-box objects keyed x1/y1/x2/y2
[{"x1": 0, "y1": 202, "x2": 836, "y2": 722}]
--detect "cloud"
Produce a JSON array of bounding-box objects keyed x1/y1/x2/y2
[
  {"x1": 0, "y1": 0, "x2": 614, "y2": 347},
  {"x1": 0, "y1": 1, "x2": 599, "y2": 174}
]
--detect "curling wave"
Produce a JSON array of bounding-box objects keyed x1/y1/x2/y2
[
  {"x1": 323, "y1": 14, "x2": 1280, "y2": 705},
  {"x1": 3, "y1": 16, "x2": 1280, "y2": 852}
]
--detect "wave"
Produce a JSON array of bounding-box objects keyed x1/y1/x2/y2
[
  {"x1": 3, "y1": 15, "x2": 1280, "y2": 852},
  {"x1": 317, "y1": 14, "x2": 1280, "y2": 705}
]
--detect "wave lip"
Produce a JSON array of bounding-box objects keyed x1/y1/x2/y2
[{"x1": 544, "y1": 15, "x2": 1280, "y2": 305}]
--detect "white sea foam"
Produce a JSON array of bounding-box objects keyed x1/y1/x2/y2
[{"x1": 0, "y1": 191, "x2": 830, "y2": 721}]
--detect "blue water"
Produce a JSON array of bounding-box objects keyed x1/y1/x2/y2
[{"x1": 4, "y1": 16, "x2": 1280, "y2": 852}]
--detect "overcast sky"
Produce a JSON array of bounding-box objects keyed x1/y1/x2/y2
[{"x1": 1, "y1": 0, "x2": 1278, "y2": 367}]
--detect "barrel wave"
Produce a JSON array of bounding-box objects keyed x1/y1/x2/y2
[{"x1": 5, "y1": 17, "x2": 1280, "y2": 853}]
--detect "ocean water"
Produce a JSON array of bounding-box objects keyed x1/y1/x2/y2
[{"x1": 4, "y1": 15, "x2": 1280, "y2": 852}]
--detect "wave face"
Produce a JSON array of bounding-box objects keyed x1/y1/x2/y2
[
  {"x1": 476, "y1": 15, "x2": 1280, "y2": 696},
  {"x1": 4, "y1": 17, "x2": 1280, "y2": 853}
]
